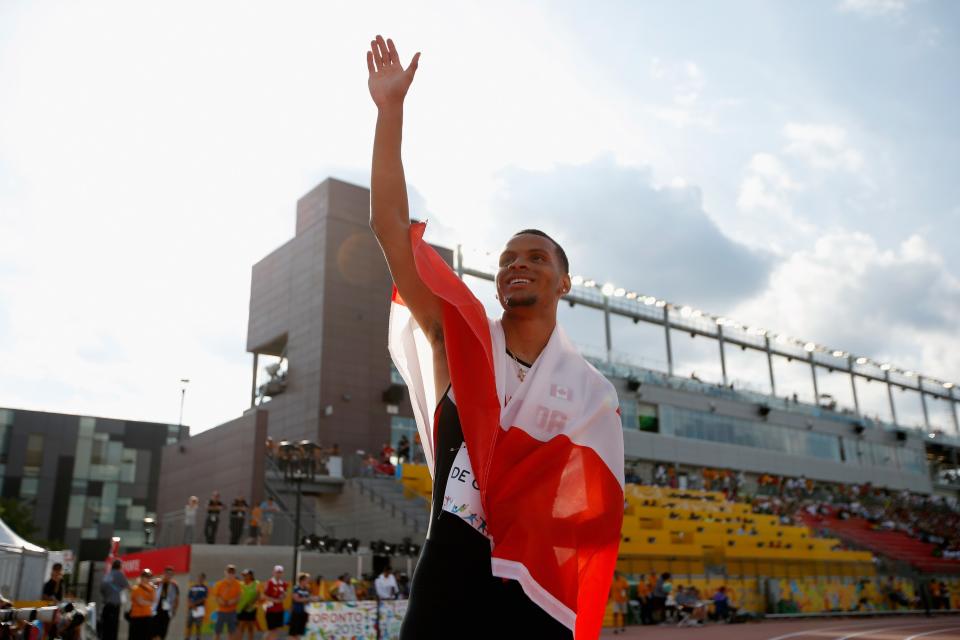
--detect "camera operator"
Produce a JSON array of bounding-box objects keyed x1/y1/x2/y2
[{"x1": 99, "y1": 559, "x2": 129, "y2": 640}]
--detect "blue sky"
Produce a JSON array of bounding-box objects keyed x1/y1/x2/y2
[{"x1": 0, "y1": 0, "x2": 957, "y2": 433}]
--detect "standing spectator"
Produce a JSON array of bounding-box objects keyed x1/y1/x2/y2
[
  {"x1": 99, "y1": 559, "x2": 129, "y2": 640},
  {"x1": 229, "y1": 497, "x2": 248, "y2": 545},
  {"x1": 129, "y1": 570, "x2": 157, "y2": 640},
  {"x1": 263, "y1": 565, "x2": 288, "y2": 640},
  {"x1": 608, "y1": 570, "x2": 629, "y2": 634},
  {"x1": 333, "y1": 573, "x2": 357, "y2": 602},
  {"x1": 183, "y1": 496, "x2": 199, "y2": 544},
  {"x1": 236, "y1": 569, "x2": 260, "y2": 640},
  {"x1": 636, "y1": 574, "x2": 652, "y2": 625},
  {"x1": 211, "y1": 565, "x2": 241, "y2": 640},
  {"x1": 380, "y1": 442, "x2": 395, "y2": 464},
  {"x1": 204, "y1": 491, "x2": 224, "y2": 544},
  {"x1": 374, "y1": 567, "x2": 398, "y2": 600},
  {"x1": 651, "y1": 572, "x2": 670, "y2": 624},
  {"x1": 185, "y1": 573, "x2": 208, "y2": 640},
  {"x1": 396, "y1": 436, "x2": 410, "y2": 464},
  {"x1": 289, "y1": 573, "x2": 313, "y2": 640},
  {"x1": 259, "y1": 497, "x2": 279, "y2": 545},
  {"x1": 247, "y1": 503, "x2": 262, "y2": 545},
  {"x1": 152, "y1": 566, "x2": 180, "y2": 640},
  {"x1": 42, "y1": 563, "x2": 64, "y2": 603}
]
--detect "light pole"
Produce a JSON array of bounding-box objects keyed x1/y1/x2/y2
[
  {"x1": 282, "y1": 442, "x2": 316, "y2": 576},
  {"x1": 178, "y1": 378, "x2": 190, "y2": 427}
]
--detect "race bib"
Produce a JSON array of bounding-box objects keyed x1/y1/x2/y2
[{"x1": 441, "y1": 444, "x2": 490, "y2": 539}]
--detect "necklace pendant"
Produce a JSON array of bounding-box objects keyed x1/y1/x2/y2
[{"x1": 517, "y1": 367, "x2": 526, "y2": 382}]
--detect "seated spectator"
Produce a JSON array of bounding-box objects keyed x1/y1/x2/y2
[{"x1": 711, "y1": 586, "x2": 732, "y2": 622}]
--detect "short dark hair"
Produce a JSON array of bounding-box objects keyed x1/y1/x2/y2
[
  {"x1": 512, "y1": 229, "x2": 569, "y2": 275},
  {"x1": 52, "y1": 563, "x2": 63, "y2": 572}
]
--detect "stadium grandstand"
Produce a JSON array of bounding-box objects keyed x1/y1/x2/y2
[{"x1": 152, "y1": 178, "x2": 960, "y2": 632}]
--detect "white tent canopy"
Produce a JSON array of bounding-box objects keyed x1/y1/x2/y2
[{"x1": 0, "y1": 516, "x2": 48, "y2": 600}]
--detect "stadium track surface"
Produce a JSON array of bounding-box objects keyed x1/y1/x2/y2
[{"x1": 598, "y1": 615, "x2": 960, "y2": 639}]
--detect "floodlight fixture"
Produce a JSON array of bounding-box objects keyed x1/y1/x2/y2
[
  {"x1": 945, "y1": 382, "x2": 955, "y2": 389},
  {"x1": 601, "y1": 283, "x2": 615, "y2": 296},
  {"x1": 614, "y1": 287, "x2": 626, "y2": 297},
  {"x1": 832, "y1": 350, "x2": 845, "y2": 358},
  {"x1": 584, "y1": 279, "x2": 596, "y2": 288},
  {"x1": 655, "y1": 300, "x2": 667, "y2": 308},
  {"x1": 803, "y1": 342, "x2": 816, "y2": 352},
  {"x1": 880, "y1": 363, "x2": 892, "y2": 371},
  {"x1": 856, "y1": 357, "x2": 868, "y2": 365},
  {"x1": 680, "y1": 306, "x2": 692, "y2": 318},
  {"x1": 625, "y1": 292, "x2": 638, "y2": 300},
  {"x1": 571, "y1": 275, "x2": 584, "y2": 286}
]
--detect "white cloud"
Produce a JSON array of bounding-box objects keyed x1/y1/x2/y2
[
  {"x1": 838, "y1": 0, "x2": 911, "y2": 17},
  {"x1": 784, "y1": 123, "x2": 865, "y2": 173}
]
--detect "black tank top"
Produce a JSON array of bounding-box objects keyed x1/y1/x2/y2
[{"x1": 399, "y1": 389, "x2": 572, "y2": 639}]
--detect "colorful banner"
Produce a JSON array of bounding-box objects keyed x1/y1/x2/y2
[{"x1": 306, "y1": 600, "x2": 408, "y2": 640}]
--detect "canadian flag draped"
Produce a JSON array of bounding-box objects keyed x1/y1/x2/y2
[{"x1": 388, "y1": 222, "x2": 624, "y2": 639}]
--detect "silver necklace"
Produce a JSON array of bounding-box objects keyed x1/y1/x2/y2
[{"x1": 507, "y1": 350, "x2": 528, "y2": 382}]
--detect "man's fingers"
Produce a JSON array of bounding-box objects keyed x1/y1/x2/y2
[
  {"x1": 408, "y1": 52, "x2": 421, "y2": 76},
  {"x1": 370, "y1": 40, "x2": 384, "y2": 70},
  {"x1": 366, "y1": 50, "x2": 376, "y2": 75},
  {"x1": 375, "y1": 35, "x2": 390, "y2": 65},
  {"x1": 387, "y1": 38, "x2": 400, "y2": 66}
]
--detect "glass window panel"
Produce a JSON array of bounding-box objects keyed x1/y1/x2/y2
[
  {"x1": 67, "y1": 495, "x2": 86, "y2": 529},
  {"x1": 20, "y1": 477, "x2": 38, "y2": 498},
  {"x1": 24, "y1": 434, "x2": 43, "y2": 475},
  {"x1": 79, "y1": 417, "x2": 95, "y2": 437},
  {"x1": 101, "y1": 482, "x2": 118, "y2": 525},
  {"x1": 121, "y1": 449, "x2": 137, "y2": 483}
]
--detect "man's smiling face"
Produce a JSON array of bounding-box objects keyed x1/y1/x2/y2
[{"x1": 496, "y1": 233, "x2": 569, "y2": 312}]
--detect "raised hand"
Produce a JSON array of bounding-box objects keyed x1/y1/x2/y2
[{"x1": 367, "y1": 35, "x2": 420, "y2": 110}]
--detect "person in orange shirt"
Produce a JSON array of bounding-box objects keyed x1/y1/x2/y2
[
  {"x1": 210, "y1": 565, "x2": 242, "y2": 640},
  {"x1": 609, "y1": 570, "x2": 629, "y2": 635},
  {"x1": 636, "y1": 574, "x2": 652, "y2": 625},
  {"x1": 129, "y1": 569, "x2": 157, "y2": 640}
]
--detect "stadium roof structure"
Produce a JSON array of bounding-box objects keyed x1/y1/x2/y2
[{"x1": 454, "y1": 246, "x2": 959, "y2": 436}]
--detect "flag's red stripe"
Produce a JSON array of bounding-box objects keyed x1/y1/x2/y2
[{"x1": 487, "y1": 427, "x2": 623, "y2": 637}]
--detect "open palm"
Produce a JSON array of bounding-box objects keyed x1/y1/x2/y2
[{"x1": 367, "y1": 35, "x2": 420, "y2": 109}]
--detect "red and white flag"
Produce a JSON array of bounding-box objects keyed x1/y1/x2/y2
[{"x1": 388, "y1": 223, "x2": 624, "y2": 639}]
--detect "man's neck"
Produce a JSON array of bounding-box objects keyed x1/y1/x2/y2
[{"x1": 501, "y1": 311, "x2": 556, "y2": 364}]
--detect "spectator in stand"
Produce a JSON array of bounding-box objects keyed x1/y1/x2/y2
[
  {"x1": 236, "y1": 569, "x2": 261, "y2": 640},
  {"x1": 259, "y1": 497, "x2": 279, "y2": 545},
  {"x1": 608, "y1": 570, "x2": 629, "y2": 634},
  {"x1": 204, "y1": 491, "x2": 224, "y2": 544},
  {"x1": 247, "y1": 503, "x2": 262, "y2": 545},
  {"x1": 185, "y1": 573, "x2": 208, "y2": 640},
  {"x1": 152, "y1": 566, "x2": 180, "y2": 640},
  {"x1": 229, "y1": 497, "x2": 248, "y2": 545},
  {"x1": 396, "y1": 435, "x2": 411, "y2": 464},
  {"x1": 183, "y1": 496, "x2": 199, "y2": 544},
  {"x1": 651, "y1": 572, "x2": 669, "y2": 623},
  {"x1": 263, "y1": 565, "x2": 288, "y2": 640},
  {"x1": 130, "y1": 569, "x2": 157, "y2": 640},
  {"x1": 99, "y1": 559, "x2": 129, "y2": 640},
  {"x1": 289, "y1": 573, "x2": 314, "y2": 640},
  {"x1": 676, "y1": 586, "x2": 705, "y2": 626},
  {"x1": 375, "y1": 566, "x2": 398, "y2": 601},
  {"x1": 211, "y1": 565, "x2": 242, "y2": 640},
  {"x1": 380, "y1": 442, "x2": 395, "y2": 464}
]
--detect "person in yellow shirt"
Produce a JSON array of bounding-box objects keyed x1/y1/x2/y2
[
  {"x1": 310, "y1": 575, "x2": 330, "y2": 601},
  {"x1": 129, "y1": 569, "x2": 156, "y2": 640},
  {"x1": 210, "y1": 565, "x2": 242, "y2": 640},
  {"x1": 609, "y1": 570, "x2": 629, "y2": 635}
]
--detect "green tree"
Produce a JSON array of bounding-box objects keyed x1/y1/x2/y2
[{"x1": 0, "y1": 497, "x2": 39, "y2": 541}]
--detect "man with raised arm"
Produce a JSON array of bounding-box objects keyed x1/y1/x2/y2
[{"x1": 367, "y1": 35, "x2": 625, "y2": 639}]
